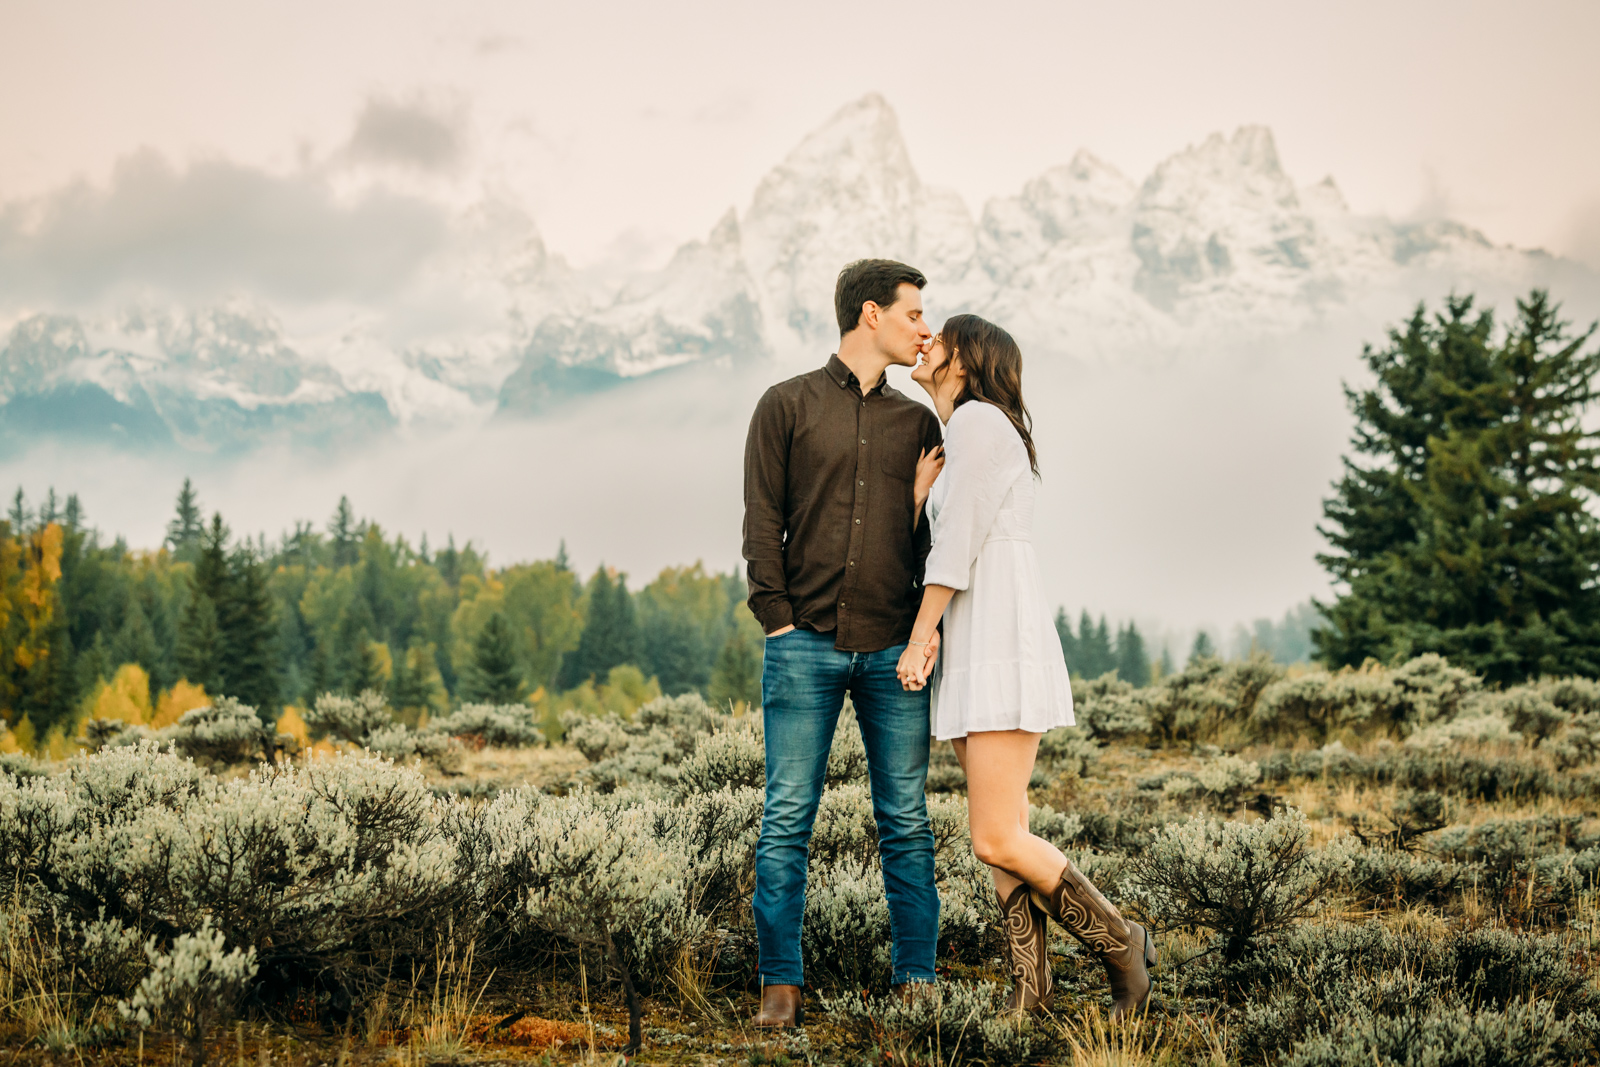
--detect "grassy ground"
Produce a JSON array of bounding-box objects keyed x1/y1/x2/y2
[{"x1": 4, "y1": 727, "x2": 1598, "y2": 1066}]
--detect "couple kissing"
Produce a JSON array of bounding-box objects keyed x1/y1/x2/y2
[{"x1": 741, "y1": 258, "x2": 1156, "y2": 1027}]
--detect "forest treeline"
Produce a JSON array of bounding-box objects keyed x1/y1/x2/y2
[
  {"x1": 0, "y1": 482, "x2": 1177, "y2": 754},
  {"x1": 0, "y1": 484, "x2": 773, "y2": 752}
]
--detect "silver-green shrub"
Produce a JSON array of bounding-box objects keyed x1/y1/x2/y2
[
  {"x1": 822, "y1": 982, "x2": 1056, "y2": 1067},
  {"x1": 305, "y1": 690, "x2": 394, "y2": 742},
  {"x1": 426, "y1": 702, "x2": 546, "y2": 747},
  {"x1": 1160, "y1": 753, "x2": 1263, "y2": 809},
  {"x1": 90, "y1": 697, "x2": 288, "y2": 765},
  {"x1": 118, "y1": 924, "x2": 257, "y2": 1066},
  {"x1": 1124, "y1": 807, "x2": 1355, "y2": 961}
]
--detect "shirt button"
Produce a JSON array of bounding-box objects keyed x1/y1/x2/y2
[
  {"x1": 860, "y1": 439, "x2": 866, "y2": 445},
  {"x1": 849, "y1": 561, "x2": 856, "y2": 566},
  {"x1": 855, "y1": 518, "x2": 861, "y2": 524},
  {"x1": 858, "y1": 480, "x2": 864, "y2": 486}
]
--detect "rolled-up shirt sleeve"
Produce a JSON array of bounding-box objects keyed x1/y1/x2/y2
[
  {"x1": 923, "y1": 402, "x2": 1030, "y2": 592},
  {"x1": 742, "y1": 387, "x2": 795, "y2": 632}
]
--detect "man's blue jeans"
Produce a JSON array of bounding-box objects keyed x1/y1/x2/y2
[{"x1": 754, "y1": 627, "x2": 938, "y2": 987}]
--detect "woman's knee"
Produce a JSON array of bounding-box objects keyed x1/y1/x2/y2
[{"x1": 971, "y1": 825, "x2": 1024, "y2": 869}]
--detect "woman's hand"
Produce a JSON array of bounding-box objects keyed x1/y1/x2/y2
[
  {"x1": 913, "y1": 445, "x2": 945, "y2": 510},
  {"x1": 897, "y1": 630, "x2": 940, "y2": 690}
]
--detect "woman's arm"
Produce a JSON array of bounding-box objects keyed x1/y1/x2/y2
[
  {"x1": 911, "y1": 445, "x2": 944, "y2": 531},
  {"x1": 896, "y1": 583, "x2": 955, "y2": 689}
]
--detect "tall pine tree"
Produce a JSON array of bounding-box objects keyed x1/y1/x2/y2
[
  {"x1": 221, "y1": 545, "x2": 279, "y2": 721},
  {"x1": 463, "y1": 612, "x2": 525, "y2": 704},
  {"x1": 165, "y1": 479, "x2": 205, "y2": 563},
  {"x1": 558, "y1": 566, "x2": 643, "y2": 688},
  {"x1": 1116, "y1": 622, "x2": 1151, "y2": 686},
  {"x1": 1316, "y1": 292, "x2": 1600, "y2": 682}
]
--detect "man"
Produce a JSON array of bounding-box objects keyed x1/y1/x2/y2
[{"x1": 742, "y1": 258, "x2": 945, "y2": 1027}]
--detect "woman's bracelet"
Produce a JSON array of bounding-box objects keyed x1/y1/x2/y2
[{"x1": 907, "y1": 639, "x2": 931, "y2": 647}]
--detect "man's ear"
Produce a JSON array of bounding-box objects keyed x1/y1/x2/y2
[{"x1": 859, "y1": 301, "x2": 880, "y2": 331}]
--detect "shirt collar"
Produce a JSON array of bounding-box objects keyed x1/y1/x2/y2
[{"x1": 825, "y1": 353, "x2": 886, "y2": 396}]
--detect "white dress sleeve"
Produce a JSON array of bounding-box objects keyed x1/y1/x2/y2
[{"x1": 923, "y1": 402, "x2": 1030, "y2": 591}]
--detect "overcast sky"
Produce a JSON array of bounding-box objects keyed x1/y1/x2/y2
[
  {"x1": 3, "y1": 0, "x2": 1599, "y2": 643},
  {"x1": 4, "y1": 0, "x2": 1599, "y2": 271}
]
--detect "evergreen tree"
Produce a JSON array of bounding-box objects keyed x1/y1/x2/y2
[
  {"x1": 389, "y1": 642, "x2": 440, "y2": 717},
  {"x1": 349, "y1": 638, "x2": 386, "y2": 697},
  {"x1": 221, "y1": 546, "x2": 279, "y2": 721},
  {"x1": 1074, "y1": 612, "x2": 1114, "y2": 677},
  {"x1": 9, "y1": 488, "x2": 29, "y2": 532},
  {"x1": 1316, "y1": 292, "x2": 1600, "y2": 681},
  {"x1": 1054, "y1": 608, "x2": 1079, "y2": 672},
  {"x1": 1189, "y1": 630, "x2": 1215, "y2": 664},
  {"x1": 330, "y1": 604, "x2": 378, "y2": 695},
  {"x1": 165, "y1": 479, "x2": 205, "y2": 563},
  {"x1": 643, "y1": 612, "x2": 707, "y2": 695},
  {"x1": 176, "y1": 590, "x2": 222, "y2": 693},
  {"x1": 38, "y1": 489, "x2": 58, "y2": 527},
  {"x1": 62, "y1": 494, "x2": 83, "y2": 531},
  {"x1": 709, "y1": 630, "x2": 761, "y2": 709},
  {"x1": 1158, "y1": 645, "x2": 1174, "y2": 678},
  {"x1": 112, "y1": 598, "x2": 162, "y2": 693},
  {"x1": 555, "y1": 539, "x2": 571, "y2": 573},
  {"x1": 463, "y1": 612, "x2": 526, "y2": 704},
  {"x1": 1116, "y1": 622, "x2": 1151, "y2": 687},
  {"x1": 328, "y1": 496, "x2": 359, "y2": 569},
  {"x1": 558, "y1": 567, "x2": 643, "y2": 688}
]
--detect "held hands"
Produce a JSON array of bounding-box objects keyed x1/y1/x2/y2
[{"x1": 897, "y1": 630, "x2": 940, "y2": 690}]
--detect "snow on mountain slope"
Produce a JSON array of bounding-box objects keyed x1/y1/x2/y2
[{"x1": 0, "y1": 93, "x2": 1585, "y2": 448}]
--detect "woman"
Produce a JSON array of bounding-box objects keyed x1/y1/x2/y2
[{"x1": 900, "y1": 314, "x2": 1156, "y2": 1017}]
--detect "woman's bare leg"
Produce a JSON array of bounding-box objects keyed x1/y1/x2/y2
[
  {"x1": 959, "y1": 730, "x2": 1072, "y2": 894},
  {"x1": 950, "y1": 735, "x2": 1041, "y2": 896}
]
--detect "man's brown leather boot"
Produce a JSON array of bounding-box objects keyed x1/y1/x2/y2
[{"x1": 754, "y1": 983, "x2": 803, "y2": 1028}]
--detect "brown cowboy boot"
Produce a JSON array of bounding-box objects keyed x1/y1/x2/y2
[
  {"x1": 1033, "y1": 860, "x2": 1156, "y2": 1019},
  {"x1": 997, "y1": 882, "x2": 1054, "y2": 1012},
  {"x1": 753, "y1": 983, "x2": 803, "y2": 1028}
]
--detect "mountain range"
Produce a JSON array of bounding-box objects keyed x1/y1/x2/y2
[{"x1": 0, "y1": 93, "x2": 1583, "y2": 455}]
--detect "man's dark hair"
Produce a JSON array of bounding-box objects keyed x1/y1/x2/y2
[{"x1": 835, "y1": 259, "x2": 927, "y2": 336}]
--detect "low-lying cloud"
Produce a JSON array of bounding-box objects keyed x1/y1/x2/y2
[
  {"x1": 0, "y1": 148, "x2": 449, "y2": 305},
  {"x1": 343, "y1": 95, "x2": 465, "y2": 173}
]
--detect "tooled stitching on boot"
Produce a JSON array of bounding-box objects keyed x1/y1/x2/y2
[
  {"x1": 1000, "y1": 886, "x2": 1051, "y2": 1008},
  {"x1": 1047, "y1": 865, "x2": 1130, "y2": 957}
]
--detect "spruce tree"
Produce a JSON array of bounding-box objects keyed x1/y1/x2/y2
[
  {"x1": 165, "y1": 479, "x2": 205, "y2": 563},
  {"x1": 221, "y1": 546, "x2": 279, "y2": 721},
  {"x1": 709, "y1": 630, "x2": 761, "y2": 709},
  {"x1": 328, "y1": 496, "x2": 359, "y2": 569},
  {"x1": 176, "y1": 590, "x2": 222, "y2": 693},
  {"x1": 389, "y1": 643, "x2": 440, "y2": 717},
  {"x1": 1189, "y1": 631, "x2": 1215, "y2": 664},
  {"x1": 1317, "y1": 292, "x2": 1600, "y2": 681},
  {"x1": 1054, "y1": 608, "x2": 1079, "y2": 673},
  {"x1": 348, "y1": 639, "x2": 386, "y2": 697},
  {"x1": 1116, "y1": 622, "x2": 1151, "y2": 687},
  {"x1": 558, "y1": 567, "x2": 643, "y2": 689},
  {"x1": 463, "y1": 612, "x2": 525, "y2": 704},
  {"x1": 644, "y1": 613, "x2": 706, "y2": 695},
  {"x1": 112, "y1": 598, "x2": 162, "y2": 692},
  {"x1": 1075, "y1": 613, "x2": 1114, "y2": 678},
  {"x1": 9, "y1": 488, "x2": 30, "y2": 532}
]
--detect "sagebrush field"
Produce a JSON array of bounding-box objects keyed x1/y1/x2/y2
[{"x1": 4, "y1": 652, "x2": 1600, "y2": 1066}]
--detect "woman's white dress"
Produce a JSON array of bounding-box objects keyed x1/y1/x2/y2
[{"x1": 924, "y1": 401, "x2": 1075, "y2": 740}]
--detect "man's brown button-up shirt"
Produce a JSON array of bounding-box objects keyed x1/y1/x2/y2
[{"x1": 742, "y1": 354, "x2": 945, "y2": 652}]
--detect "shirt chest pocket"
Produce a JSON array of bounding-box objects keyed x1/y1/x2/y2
[{"x1": 877, "y1": 436, "x2": 922, "y2": 484}]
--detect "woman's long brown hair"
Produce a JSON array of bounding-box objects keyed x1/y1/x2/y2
[{"x1": 932, "y1": 313, "x2": 1039, "y2": 475}]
